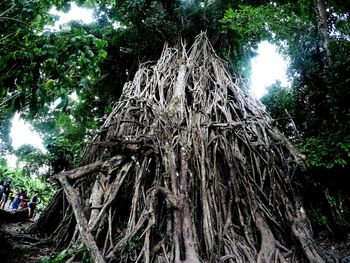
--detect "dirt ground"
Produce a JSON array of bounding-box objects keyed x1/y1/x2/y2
[
  {"x1": 316, "y1": 231, "x2": 350, "y2": 262},
  {"x1": 0, "y1": 219, "x2": 54, "y2": 263},
  {"x1": 0, "y1": 205, "x2": 55, "y2": 263},
  {"x1": 0, "y1": 209, "x2": 349, "y2": 263}
]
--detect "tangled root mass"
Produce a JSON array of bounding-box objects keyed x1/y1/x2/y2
[{"x1": 32, "y1": 33, "x2": 326, "y2": 263}]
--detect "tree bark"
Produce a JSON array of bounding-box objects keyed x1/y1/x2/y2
[
  {"x1": 58, "y1": 175, "x2": 105, "y2": 263},
  {"x1": 314, "y1": 0, "x2": 330, "y2": 66},
  {"x1": 32, "y1": 32, "x2": 329, "y2": 263}
]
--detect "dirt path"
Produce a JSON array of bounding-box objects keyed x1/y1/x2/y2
[
  {"x1": 0, "y1": 212, "x2": 54, "y2": 263},
  {"x1": 1, "y1": 209, "x2": 349, "y2": 262},
  {"x1": 316, "y1": 232, "x2": 350, "y2": 262}
]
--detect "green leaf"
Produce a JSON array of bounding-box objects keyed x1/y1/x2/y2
[
  {"x1": 44, "y1": 79, "x2": 55, "y2": 90},
  {"x1": 99, "y1": 50, "x2": 108, "y2": 59},
  {"x1": 55, "y1": 249, "x2": 68, "y2": 261}
]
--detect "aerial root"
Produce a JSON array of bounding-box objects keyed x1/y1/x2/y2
[
  {"x1": 58, "y1": 174, "x2": 105, "y2": 263},
  {"x1": 291, "y1": 218, "x2": 325, "y2": 263},
  {"x1": 32, "y1": 32, "x2": 329, "y2": 263}
]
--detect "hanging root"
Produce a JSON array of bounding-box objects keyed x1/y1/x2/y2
[{"x1": 33, "y1": 32, "x2": 328, "y2": 262}]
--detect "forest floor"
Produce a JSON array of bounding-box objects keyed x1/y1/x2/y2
[
  {"x1": 316, "y1": 231, "x2": 350, "y2": 261},
  {"x1": 0, "y1": 209, "x2": 349, "y2": 262},
  {"x1": 0, "y1": 209, "x2": 54, "y2": 263}
]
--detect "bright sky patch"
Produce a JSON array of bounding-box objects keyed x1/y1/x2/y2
[
  {"x1": 10, "y1": 113, "x2": 46, "y2": 152},
  {"x1": 251, "y1": 41, "x2": 289, "y2": 98},
  {"x1": 47, "y1": 2, "x2": 94, "y2": 31}
]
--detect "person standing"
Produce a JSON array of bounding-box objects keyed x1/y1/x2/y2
[
  {"x1": 28, "y1": 191, "x2": 40, "y2": 218},
  {"x1": 11, "y1": 192, "x2": 21, "y2": 210},
  {"x1": 20, "y1": 190, "x2": 29, "y2": 209},
  {"x1": 7, "y1": 189, "x2": 16, "y2": 209},
  {"x1": 0, "y1": 181, "x2": 10, "y2": 209},
  {"x1": 0, "y1": 180, "x2": 4, "y2": 188},
  {"x1": 0, "y1": 181, "x2": 4, "y2": 204},
  {"x1": 18, "y1": 189, "x2": 24, "y2": 208}
]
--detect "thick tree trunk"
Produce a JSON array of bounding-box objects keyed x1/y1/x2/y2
[{"x1": 32, "y1": 33, "x2": 328, "y2": 263}]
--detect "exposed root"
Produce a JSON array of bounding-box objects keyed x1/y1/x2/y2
[
  {"x1": 58, "y1": 174, "x2": 105, "y2": 263},
  {"x1": 33, "y1": 32, "x2": 328, "y2": 262},
  {"x1": 291, "y1": 218, "x2": 325, "y2": 263}
]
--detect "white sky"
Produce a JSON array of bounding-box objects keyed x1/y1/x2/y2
[
  {"x1": 7, "y1": 113, "x2": 46, "y2": 167},
  {"x1": 10, "y1": 113, "x2": 46, "y2": 152},
  {"x1": 46, "y1": 2, "x2": 94, "y2": 31},
  {"x1": 8, "y1": 5, "x2": 289, "y2": 165},
  {"x1": 250, "y1": 41, "x2": 289, "y2": 98}
]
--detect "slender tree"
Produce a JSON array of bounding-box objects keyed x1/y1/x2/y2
[{"x1": 314, "y1": 0, "x2": 330, "y2": 65}]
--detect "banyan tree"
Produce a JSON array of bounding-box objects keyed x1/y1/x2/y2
[{"x1": 32, "y1": 33, "x2": 327, "y2": 263}]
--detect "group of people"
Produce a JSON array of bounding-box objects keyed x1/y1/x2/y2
[{"x1": 0, "y1": 180, "x2": 40, "y2": 218}]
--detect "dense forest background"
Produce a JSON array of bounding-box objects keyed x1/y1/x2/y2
[{"x1": 1, "y1": 0, "x2": 350, "y2": 245}]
